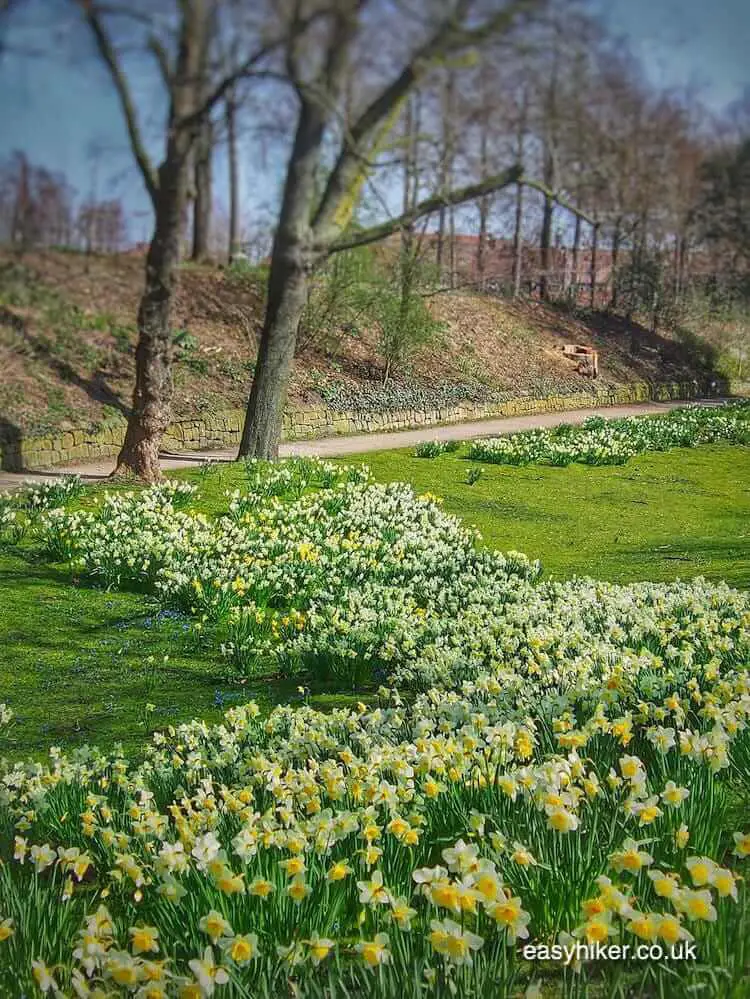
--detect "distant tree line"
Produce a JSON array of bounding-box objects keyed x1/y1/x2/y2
[{"x1": 0, "y1": 151, "x2": 127, "y2": 254}]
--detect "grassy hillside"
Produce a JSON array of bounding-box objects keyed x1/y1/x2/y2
[{"x1": 0, "y1": 248, "x2": 722, "y2": 437}]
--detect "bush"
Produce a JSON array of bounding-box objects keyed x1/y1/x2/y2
[{"x1": 413, "y1": 440, "x2": 460, "y2": 458}]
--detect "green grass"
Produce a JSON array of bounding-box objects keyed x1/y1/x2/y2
[
  {"x1": 339, "y1": 443, "x2": 750, "y2": 588},
  {"x1": 2, "y1": 443, "x2": 748, "y2": 759},
  {"x1": 0, "y1": 550, "x2": 359, "y2": 760}
]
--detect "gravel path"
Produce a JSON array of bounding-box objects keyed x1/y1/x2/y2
[{"x1": 0, "y1": 399, "x2": 720, "y2": 490}]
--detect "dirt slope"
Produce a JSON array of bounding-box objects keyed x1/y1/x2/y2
[{"x1": 0, "y1": 250, "x2": 718, "y2": 436}]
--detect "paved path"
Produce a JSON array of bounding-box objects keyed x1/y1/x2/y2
[{"x1": 0, "y1": 399, "x2": 720, "y2": 490}]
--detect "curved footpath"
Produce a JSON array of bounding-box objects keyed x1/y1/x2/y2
[{"x1": 0, "y1": 398, "x2": 724, "y2": 491}]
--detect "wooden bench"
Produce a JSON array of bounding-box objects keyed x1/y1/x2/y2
[{"x1": 562, "y1": 344, "x2": 599, "y2": 378}]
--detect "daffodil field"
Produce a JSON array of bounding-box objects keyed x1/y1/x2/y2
[
  {"x1": 464, "y1": 402, "x2": 750, "y2": 467},
  {"x1": 1, "y1": 447, "x2": 749, "y2": 998}
]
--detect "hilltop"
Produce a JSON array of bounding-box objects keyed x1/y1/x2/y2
[{"x1": 0, "y1": 248, "x2": 721, "y2": 438}]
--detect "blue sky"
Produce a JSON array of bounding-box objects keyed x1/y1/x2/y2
[
  {"x1": 599, "y1": 0, "x2": 750, "y2": 109},
  {"x1": 0, "y1": 0, "x2": 748, "y2": 243}
]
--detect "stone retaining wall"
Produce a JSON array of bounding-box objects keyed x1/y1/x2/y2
[{"x1": 0, "y1": 379, "x2": 721, "y2": 471}]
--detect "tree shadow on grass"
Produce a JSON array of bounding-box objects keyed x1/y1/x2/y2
[
  {"x1": 621, "y1": 537, "x2": 750, "y2": 588},
  {"x1": 1, "y1": 546, "x2": 374, "y2": 763}
]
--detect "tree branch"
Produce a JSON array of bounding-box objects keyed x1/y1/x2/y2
[
  {"x1": 327, "y1": 165, "x2": 523, "y2": 254},
  {"x1": 327, "y1": 167, "x2": 599, "y2": 256},
  {"x1": 521, "y1": 178, "x2": 598, "y2": 226},
  {"x1": 148, "y1": 34, "x2": 172, "y2": 89},
  {"x1": 179, "y1": 6, "x2": 337, "y2": 134},
  {"x1": 79, "y1": 1, "x2": 159, "y2": 203},
  {"x1": 313, "y1": 0, "x2": 542, "y2": 239},
  {"x1": 177, "y1": 45, "x2": 276, "y2": 134}
]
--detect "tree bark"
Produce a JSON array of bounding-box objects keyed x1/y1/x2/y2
[
  {"x1": 589, "y1": 222, "x2": 599, "y2": 310},
  {"x1": 436, "y1": 69, "x2": 455, "y2": 284},
  {"x1": 539, "y1": 187, "x2": 554, "y2": 301},
  {"x1": 512, "y1": 181, "x2": 524, "y2": 298},
  {"x1": 226, "y1": 88, "x2": 240, "y2": 262},
  {"x1": 114, "y1": 162, "x2": 188, "y2": 480},
  {"x1": 610, "y1": 217, "x2": 622, "y2": 309},
  {"x1": 538, "y1": 53, "x2": 558, "y2": 303},
  {"x1": 570, "y1": 213, "x2": 581, "y2": 304},
  {"x1": 239, "y1": 249, "x2": 311, "y2": 457},
  {"x1": 511, "y1": 87, "x2": 528, "y2": 299},
  {"x1": 477, "y1": 195, "x2": 489, "y2": 288},
  {"x1": 191, "y1": 115, "x2": 213, "y2": 261},
  {"x1": 449, "y1": 202, "x2": 456, "y2": 289},
  {"x1": 673, "y1": 232, "x2": 687, "y2": 303}
]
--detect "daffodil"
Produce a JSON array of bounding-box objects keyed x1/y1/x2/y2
[
  {"x1": 130, "y1": 924, "x2": 159, "y2": 955},
  {"x1": 686, "y1": 856, "x2": 718, "y2": 887},
  {"x1": 188, "y1": 947, "x2": 230, "y2": 994},
  {"x1": 222, "y1": 932, "x2": 259, "y2": 965},
  {"x1": 198, "y1": 910, "x2": 232, "y2": 944},
  {"x1": 326, "y1": 860, "x2": 352, "y2": 882},
  {"x1": 287, "y1": 875, "x2": 311, "y2": 903},
  {"x1": 674, "y1": 888, "x2": 718, "y2": 922},
  {"x1": 429, "y1": 918, "x2": 484, "y2": 964},
  {"x1": 732, "y1": 831, "x2": 750, "y2": 858},
  {"x1": 354, "y1": 933, "x2": 391, "y2": 968},
  {"x1": 610, "y1": 839, "x2": 654, "y2": 874},
  {"x1": 357, "y1": 870, "x2": 391, "y2": 906},
  {"x1": 304, "y1": 933, "x2": 335, "y2": 965}
]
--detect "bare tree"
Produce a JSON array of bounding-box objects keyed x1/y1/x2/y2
[
  {"x1": 0, "y1": 152, "x2": 75, "y2": 251},
  {"x1": 75, "y1": 0, "x2": 279, "y2": 480},
  {"x1": 191, "y1": 118, "x2": 214, "y2": 262},
  {"x1": 77, "y1": 198, "x2": 128, "y2": 253},
  {"x1": 239, "y1": 0, "x2": 550, "y2": 459},
  {"x1": 225, "y1": 83, "x2": 241, "y2": 262},
  {"x1": 511, "y1": 85, "x2": 529, "y2": 297}
]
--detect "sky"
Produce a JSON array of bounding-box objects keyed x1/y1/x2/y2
[
  {"x1": 599, "y1": 0, "x2": 750, "y2": 109},
  {"x1": 0, "y1": 0, "x2": 749, "y2": 245}
]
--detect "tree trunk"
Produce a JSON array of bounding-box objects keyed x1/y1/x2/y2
[
  {"x1": 448, "y1": 202, "x2": 456, "y2": 289},
  {"x1": 436, "y1": 69, "x2": 455, "y2": 285},
  {"x1": 539, "y1": 187, "x2": 554, "y2": 302},
  {"x1": 239, "y1": 250, "x2": 310, "y2": 457},
  {"x1": 589, "y1": 222, "x2": 599, "y2": 310},
  {"x1": 113, "y1": 166, "x2": 187, "y2": 480},
  {"x1": 240, "y1": 88, "x2": 327, "y2": 458},
  {"x1": 226, "y1": 89, "x2": 240, "y2": 262},
  {"x1": 570, "y1": 214, "x2": 581, "y2": 304},
  {"x1": 512, "y1": 181, "x2": 524, "y2": 298},
  {"x1": 191, "y1": 116, "x2": 213, "y2": 261},
  {"x1": 673, "y1": 232, "x2": 687, "y2": 304},
  {"x1": 436, "y1": 207, "x2": 445, "y2": 278},
  {"x1": 610, "y1": 217, "x2": 622, "y2": 309},
  {"x1": 477, "y1": 196, "x2": 489, "y2": 288},
  {"x1": 539, "y1": 56, "x2": 557, "y2": 303},
  {"x1": 512, "y1": 87, "x2": 528, "y2": 299}
]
